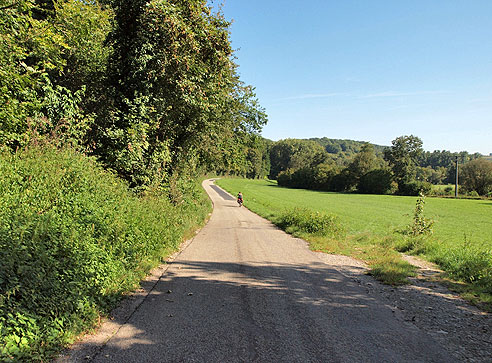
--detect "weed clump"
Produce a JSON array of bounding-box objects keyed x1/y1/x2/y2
[
  {"x1": 277, "y1": 207, "x2": 345, "y2": 238},
  {"x1": 396, "y1": 192, "x2": 436, "y2": 253},
  {"x1": 409, "y1": 192, "x2": 434, "y2": 236},
  {"x1": 434, "y1": 237, "x2": 492, "y2": 287}
]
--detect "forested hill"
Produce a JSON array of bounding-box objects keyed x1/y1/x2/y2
[
  {"x1": 272, "y1": 135, "x2": 490, "y2": 196},
  {"x1": 308, "y1": 137, "x2": 484, "y2": 166},
  {"x1": 309, "y1": 137, "x2": 387, "y2": 155}
]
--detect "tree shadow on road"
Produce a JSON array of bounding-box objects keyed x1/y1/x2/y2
[{"x1": 58, "y1": 258, "x2": 492, "y2": 363}]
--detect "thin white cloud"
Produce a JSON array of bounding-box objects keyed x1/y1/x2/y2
[
  {"x1": 360, "y1": 90, "x2": 449, "y2": 99},
  {"x1": 277, "y1": 90, "x2": 449, "y2": 102},
  {"x1": 278, "y1": 93, "x2": 347, "y2": 101}
]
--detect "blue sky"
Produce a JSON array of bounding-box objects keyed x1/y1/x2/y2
[{"x1": 219, "y1": 0, "x2": 492, "y2": 154}]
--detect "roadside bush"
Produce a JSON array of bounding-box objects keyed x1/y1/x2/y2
[
  {"x1": 444, "y1": 186, "x2": 453, "y2": 195},
  {"x1": 0, "y1": 146, "x2": 209, "y2": 361},
  {"x1": 430, "y1": 185, "x2": 454, "y2": 197},
  {"x1": 329, "y1": 170, "x2": 352, "y2": 192},
  {"x1": 312, "y1": 163, "x2": 340, "y2": 191},
  {"x1": 276, "y1": 168, "x2": 295, "y2": 187},
  {"x1": 277, "y1": 208, "x2": 345, "y2": 237},
  {"x1": 277, "y1": 167, "x2": 317, "y2": 190}
]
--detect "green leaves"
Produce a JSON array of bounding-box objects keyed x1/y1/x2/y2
[
  {"x1": 1, "y1": 0, "x2": 268, "y2": 190},
  {"x1": 98, "y1": 0, "x2": 267, "y2": 188},
  {"x1": 409, "y1": 192, "x2": 434, "y2": 236},
  {"x1": 270, "y1": 139, "x2": 329, "y2": 180},
  {"x1": 384, "y1": 135, "x2": 424, "y2": 190},
  {"x1": 0, "y1": 0, "x2": 110, "y2": 150},
  {"x1": 0, "y1": 146, "x2": 210, "y2": 360},
  {"x1": 460, "y1": 159, "x2": 492, "y2": 196}
]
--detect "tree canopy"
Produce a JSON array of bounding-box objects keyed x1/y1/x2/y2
[
  {"x1": 460, "y1": 159, "x2": 492, "y2": 196},
  {"x1": 269, "y1": 139, "x2": 328, "y2": 179},
  {"x1": 0, "y1": 0, "x2": 267, "y2": 191},
  {"x1": 383, "y1": 135, "x2": 423, "y2": 190}
]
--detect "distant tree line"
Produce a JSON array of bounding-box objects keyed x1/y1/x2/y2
[
  {"x1": 270, "y1": 136, "x2": 491, "y2": 196},
  {"x1": 0, "y1": 0, "x2": 268, "y2": 194}
]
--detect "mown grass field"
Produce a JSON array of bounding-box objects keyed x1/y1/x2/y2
[
  {"x1": 216, "y1": 178, "x2": 492, "y2": 309},
  {"x1": 217, "y1": 178, "x2": 491, "y2": 246}
]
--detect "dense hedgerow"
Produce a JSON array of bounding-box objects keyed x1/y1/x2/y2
[{"x1": 0, "y1": 146, "x2": 210, "y2": 361}]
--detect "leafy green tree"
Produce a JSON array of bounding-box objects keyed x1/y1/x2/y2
[
  {"x1": 196, "y1": 83, "x2": 267, "y2": 178},
  {"x1": 269, "y1": 139, "x2": 328, "y2": 179},
  {"x1": 310, "y1": 137, "x2": 386, "y2": 158},
  {"x1": 94, "y1": 0, "x2": 243, "y2": 188},
  {"x1": 245, "y1": 136, "x2": 270, "y2": 179},
  {"x1": 0, "y1": 0, "x2": 66, "y2": 148},
  {"x1": 460, "y1": 159, "x2": 492, "y2": 196},
  {"x1": 277, "y1": 167, "x2": 312, "y2": 189},
  {"x1": 0, "y1": 0, "x2": 108, "y2": 150},
  {"x1": 419, "y1": 150, "x2": 483, "y2": 186},
  {"x1": 345, "y1": 143, "x2": 385, "y2": 191},
  {"x1": 349, "y1": 144, "x2": 379, "y2": 174},
  {"x1": 1, "y1": 0, "x2": 268, "y2": 188},
  {"x1": 430, "y1": 166, "x2": 448, "y2": 184},
  {"x1": 50, "y1": 0, "x2": 112, "y2": 112},
  {"x1": 416, "y1": 166, "x2": 433, "y2": 183},
  {"x1": 384, "y1": 135, "x2": 423, "y2": 193},
  {"x1": 276, "y1": 161, "x2": 341, "y2": 191},
  {"x1": 312, "y1": 163, "x2": 339, "y2": 190}
]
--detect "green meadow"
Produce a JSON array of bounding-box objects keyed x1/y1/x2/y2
[{"x1": 216, "y1": 178, "x2": 492, "y2": 309}]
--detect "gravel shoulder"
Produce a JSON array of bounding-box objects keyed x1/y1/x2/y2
[{"x1": 319, "y1": 251, "x2": 491, "y2": 362}]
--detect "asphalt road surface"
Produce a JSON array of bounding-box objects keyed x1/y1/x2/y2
[{"x1": 67, "y1": 179, "x2": 453, "y2": 362}]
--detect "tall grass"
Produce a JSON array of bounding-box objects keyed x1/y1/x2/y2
[
  {"x1": 276, "y1": 208, "x2": 346, "y2": 237},
  {"x1": 0, "y1": 146, "x2": 210, "y2": 361}
]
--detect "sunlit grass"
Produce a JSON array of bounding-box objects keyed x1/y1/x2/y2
[{"x1": 217, "y1": 178, "x2": 491, "y2": 249}]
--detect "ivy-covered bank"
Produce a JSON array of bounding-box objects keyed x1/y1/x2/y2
[{"x1": 0, "y1": 146, "x2": 211, "y2": 361}]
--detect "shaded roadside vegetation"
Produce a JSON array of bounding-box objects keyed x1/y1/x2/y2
[
  {"x1": 216, "y1": 178, "x2": 492, "y2": 311},
  {"x1": 0, "y1": 146, "x2": 211, "y2": 360}
]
